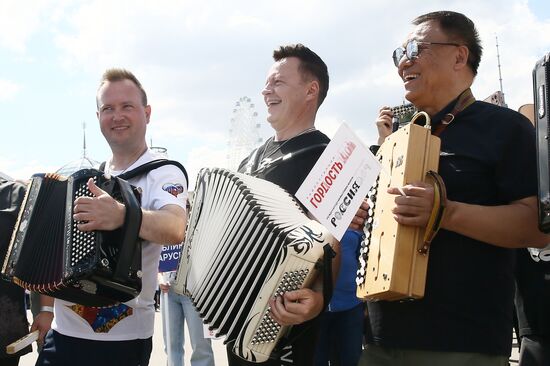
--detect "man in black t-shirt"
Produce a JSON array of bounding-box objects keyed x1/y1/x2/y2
[
  {"x1": 225, "y1": 44, "x2": 341, "y2": 366},
  {"x1": 362, "y1": 11, "x2": 550, "y2": 366}
]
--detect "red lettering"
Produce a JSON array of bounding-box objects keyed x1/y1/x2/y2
[
  {"x1": 309, "y1": 197, "x2": 318, "y2": 209},
  {"x1": 316, "y1": 187, "x2": 325, "y2": 198}
]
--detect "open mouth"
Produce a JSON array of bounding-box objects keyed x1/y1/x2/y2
[{"x1": 404, "y1": 74, "x2": 419, "y2": 81}]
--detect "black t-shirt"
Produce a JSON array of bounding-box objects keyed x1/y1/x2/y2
[
  {"x1": 0, "y1": 178, "x2": 31, "y2": 359},
  {"x1": 226, "y1": 130, "x2": 329, "y2": 366},
  {"x1": 366, "y1": 100, "x2": 537, "y2": 356},
  {"x1": 515, "y1": 245, "x2": 550, "y2": 337}
]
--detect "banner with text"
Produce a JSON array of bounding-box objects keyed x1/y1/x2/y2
[
  {"x1": 158, "y1": 244, "x2": 183, "y2": 272},
  {"x1": 295, "y1": 123, "x2": 381, "y2": 240}
]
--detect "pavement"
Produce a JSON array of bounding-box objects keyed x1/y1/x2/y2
[
  {"x1": 17, "y1": 308, "x2": 520, "y2": 366},
  {"x1": 19, "y1": 309, "x2": 229, "y2": 366}
]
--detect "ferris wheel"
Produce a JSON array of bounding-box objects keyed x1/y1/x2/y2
[{"x1": 226, "y1": 96, "x2": 263, "y2": 170}]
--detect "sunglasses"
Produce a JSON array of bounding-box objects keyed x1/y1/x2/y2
[{"x1": 392, "y1": 39, "x2": 461, "y2": 67}]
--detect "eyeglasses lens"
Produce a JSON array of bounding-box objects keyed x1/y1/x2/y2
[
  {"x1": 393, "y1": 47, "x2": 404, "y2": 67},
  {"x1": 406, "y1": 40, "x2": 419, "y2": 60}
]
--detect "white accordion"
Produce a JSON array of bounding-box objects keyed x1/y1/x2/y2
[{"x1": 173, "y1": 168, "x2": 331, "y2": 362}]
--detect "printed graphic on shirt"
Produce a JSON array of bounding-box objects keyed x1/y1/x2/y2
[
  {"x1": 162, "y1": 183, "x2": 184, "y2": 197},
  {"x1": 279, "y1": 344, "x2": 294, "y2": 365},
  {"x1": 69, "y1": 303, "x2": 133, "y2": 333}
]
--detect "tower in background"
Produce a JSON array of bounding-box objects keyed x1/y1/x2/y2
[{"x1": 57, "y1": 122, "x2": 100, "y2": 175}]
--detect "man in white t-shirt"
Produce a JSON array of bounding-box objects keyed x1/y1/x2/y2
[{"x1": 36, "y1": 68, "x2": 188, "y2": 366}]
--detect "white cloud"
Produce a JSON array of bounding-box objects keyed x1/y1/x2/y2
[
  {"x1": 0, "y1": 79, "x2": 22, "y2": 100},
  {"x1": 0, "y1": 156, "x2": 59, "y2": 181},
  {"x1": 0, "y1": 0, "x2": 62, "y2": 53}
]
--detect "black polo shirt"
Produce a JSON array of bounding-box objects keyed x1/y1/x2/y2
[{"x1": 366, "y1": 100, "x2": 537, "y2": 356}]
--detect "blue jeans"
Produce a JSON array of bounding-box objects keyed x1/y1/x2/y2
[{"x1": 162, "y1": 288, "x2": 214, "y2": 366}]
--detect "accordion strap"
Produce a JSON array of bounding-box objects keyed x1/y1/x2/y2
[
  {"x1": 100, "y1": 159, "x2": 189, "y2": 188},
  {"x1": 322, "y1": 243, "x2": 337, "y2": 310},
  {"x1": 112, "y1": 176, "x2": 143, "y2": 282},
  {"x1": 419, "y1": 170, "x2": 447, "y2": 254},
  {"x1": 252, "y1": 143, "x2": 328, "y2": 176}
]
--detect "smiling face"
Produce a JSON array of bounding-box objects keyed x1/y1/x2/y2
[
  {"x1": 397, "y1": 20, "x2": 462, "y2": 114},
  {"x1": 96, "y1": 79, "x2": 150, "y2": 153},
  {"x1": 262, "y1": 57, "x2": 314, "y2": 136}
]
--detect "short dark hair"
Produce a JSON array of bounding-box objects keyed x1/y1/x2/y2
[
  {"x1": 273, "y1": 44, "x2": 329, "y2": 107},
  {"x1": 97, "y1": 68, "x2": 148, "y2": 108},
  {"x1": 413, "y1": 11, "x2": 483, "y2": 76}
]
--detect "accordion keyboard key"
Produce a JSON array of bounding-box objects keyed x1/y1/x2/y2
[
  {"x1": 356, "y1": 182, "x2": 378, "y2": 286},
  {"x1": 70, "y1": 179, "x2": 97, "y2": 266},
  {"x1": 250, "y1": 269, "x2": 310, "y2": 345}
]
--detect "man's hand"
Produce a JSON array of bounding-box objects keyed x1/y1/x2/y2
[
  {"x1": 30, "y1": 311, "x2": 53, "y2": 347},
  {"x1": 268, "y1": 288, "x2": 324, "y2": 326},
  {"x1": 349, "y1": 198, "x2": 369, "y2": 231},
  {"x1": 376, "y1": 107, "x2": 394, "y2": 145},
  {"x1": 159, "y1": 283, "x2": 171, "y2": 293},
  {"x1": 73, "y1": 178, "x2": 126, "y2": 231},
  {"x1": 388, "y1": 182, "x2": 435, "y2": 227}
]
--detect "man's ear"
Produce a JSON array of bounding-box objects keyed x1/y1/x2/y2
[
  {"x1": 454, "y1": 45, "x2": 469, "y2": 70},
  {"x1": 306, "y1": 80, "x2": 320, "y2": 102},
  {"x1": 145, "y1": 105, "x2": 152, "y2": 124}
]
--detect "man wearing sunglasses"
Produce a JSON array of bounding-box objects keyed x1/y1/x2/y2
[{"x1": 363, "y1": 11, "x2": 549, "y2": 366}]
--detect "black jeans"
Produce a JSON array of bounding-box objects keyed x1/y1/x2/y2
[{"x1": 35, "y1": 330, "x2": 152, "y2": 366}]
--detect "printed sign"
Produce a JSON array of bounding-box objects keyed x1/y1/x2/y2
[
  {"x1": 158, "y1": 244, "x2": 183, "y2": 272},
  {"x1": 296, "y1": 123, "x2": 381, "y2": 240}
]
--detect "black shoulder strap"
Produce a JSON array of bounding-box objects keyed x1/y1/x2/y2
[
  {"x1": 257, "y1": 143, "x2": 328, "y2": 177},
  {"x1": 100, "y1": 159, "x2": 189, "y2": 188},
  {"x1": 119, "y1": 159, "x2": 189, "y2": 188}
]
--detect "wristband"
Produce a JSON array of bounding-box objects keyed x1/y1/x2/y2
[{"x1": 40, "y1": 306, "x2": 54, "y2": 313}]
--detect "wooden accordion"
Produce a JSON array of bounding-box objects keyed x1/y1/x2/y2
[
  {"x1": 356, "y1": 118, "x2": 440, "y2": 301},
  {"x1": 1, "y1": 169, "x2": 143, "y2": 307},
  {"x1": 173, "y1": 168, "x2": 331, "y2": 362}
]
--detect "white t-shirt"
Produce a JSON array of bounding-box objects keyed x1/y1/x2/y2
[{"x1": 52, "y1": 149, "x2": 188, "y2": 341}]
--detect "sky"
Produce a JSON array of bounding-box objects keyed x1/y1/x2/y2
[{"x1": 1, "y1": 0, "x2": 549, "y2": 189}]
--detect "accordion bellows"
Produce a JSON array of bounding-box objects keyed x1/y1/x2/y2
[
  {"x1": 1, "y1": 169, "x2": 143, "y2": 307},
  {"x1": 174, "y1": 168, "x2": 330, "y2": 362}
]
